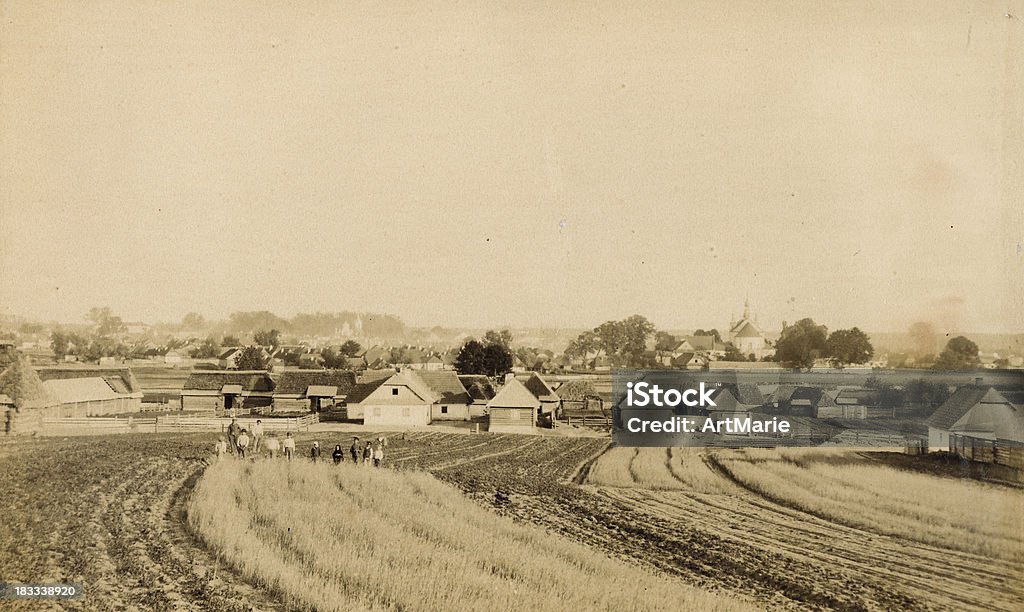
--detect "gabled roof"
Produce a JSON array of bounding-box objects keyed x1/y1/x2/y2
[
  {"x1": 458, "y1": 375, "x2": 497, "y2": 401},
  {"x1": 488, "y1": 378, "x2": 541, "y2": 409},
  {"x1": 835, "y1": 389, "x2": 881, "y2": 406},
  {"x1": 218, "y1": 347, "x2": 241, "y2": 360},
  {"x1": 730, "y1": 319, "x2": 763, "y2": 338},
  {"x1": 273, "y1": 370, "x2": 356, "y2": 395},
  {"x1": 42, "y1": 377, "x2": 120, "y2": 404},
  {"x1": 926, "y1": 386, "x2": 1010, "y2": 431},
  {"x1": 183, "y1": 371, "x2": 275, "y2": 392},
  {"x1": 687, "y1": 335, "x2": 723, "y2": 351},
  {"x1": 522, "y1": 373, "x2": 558, "y2": 401},
  {"x1": 376, "y1": 371, "x2": 437, "y2": 404},
  {"x1": 344, "y1": 377, "x2": 390, "y2": 404},
  {"x1": 415, "y1": 370, "x2": 470, "y2": 404},
  {"x1": 35, "y1": 367, "x2": 141, "y2": 394},
  {"x1": 789, "y1": 387, "x2": 835, "y2": 408},
  {"x1": 556, "y1": 379, "x2": 600, "y2": 401},
  {"x1": 721, "y1": 383, "x2": 765, "y2": 406}
]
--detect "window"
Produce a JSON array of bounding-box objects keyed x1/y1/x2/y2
[
  {"x1": 440, "y1": 406, "x2": 448, "y2": 414},
  {"x1": 402, "y1": 407, "x2": 410, "y2": 417},
  {"x1": 392, "y1": 388, "x2": 399, "y2": 396}
]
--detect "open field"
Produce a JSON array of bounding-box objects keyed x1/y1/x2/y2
[
  {"x1": 189, "y1": 459, "x2": 746, "y2": 611},
  {"x1": 1, "y1": 432, "x2": 1022, "y2": 610}
]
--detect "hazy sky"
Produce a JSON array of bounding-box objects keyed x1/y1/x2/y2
[{"x1": 2, "y1": 1, "x2": 1021, "y2": 334}]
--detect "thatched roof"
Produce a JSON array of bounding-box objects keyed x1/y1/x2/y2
[
  {"x1": 183, "y1": 370, "x2": 275, "y2": 392},
  {"x1": 555, "y1": 380, "x2": 600, "y2": 402},
  {"x1": 272, "y1": 370, "x2": 356, "y2": 395},
  {"x1": 0, "y1": 358, "x2": 53, "y2": 408}
]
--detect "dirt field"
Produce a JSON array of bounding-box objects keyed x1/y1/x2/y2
[{"x1": 1, "y1": 433, "x2": 1021, "y2": 610}]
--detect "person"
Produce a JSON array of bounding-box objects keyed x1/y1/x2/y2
[
  {"x1": 251, "y1": 419, "x2": 265, "y2": 453},
  {"x1": 236, "y1": 429, "x2": 250, "y2": 459},
  {"x1": 332, "y1": 444, "x2": 344, "y2": 465},
  {"x1": 282, "y1": 432, "x2": 295, "y2": 461},
  {"x1": 372, "y1": 437, "x2": 384, "y2": 467},
  {"x1": 362, "y1": 441, "x2": 373, "y2": 466},
  {"x1": 349, "y1": 436, "x2": 360, "y2": 462},
  {"x1": 263, "y1": 434, "x2": 280, "y2": 459},
  {"x1": 215, "y1": 437, "x2": 228, "y2": 460},
  {"x1": 226, "y1": 418, "x2": 241, "y2": 454},
  {"x1": 310, "y1": 441, "x2": 321, "y2": 462}
]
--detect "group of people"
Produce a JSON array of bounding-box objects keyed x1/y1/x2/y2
[{"x1": 215, "y1": 418, "x2": 386, "y2": 467}]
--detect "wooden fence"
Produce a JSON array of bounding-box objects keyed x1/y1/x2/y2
[
  {"x1": 950, "y1": 434, "x2": 1024, "y2": 469},
  {"x1": 31, "y1": 413, "x2": 318, "y2": 435}
]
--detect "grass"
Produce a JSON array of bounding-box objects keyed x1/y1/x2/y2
[
  {"x1": 189, "y1": 459, "x2": 751, "y2": 611},
  {"x1": 715, "y1": 448, "x2": 1024, "y2": 562}
]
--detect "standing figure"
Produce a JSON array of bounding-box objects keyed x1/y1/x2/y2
[
  {"x1": 332, "y1": 444, "x2": 344, "y2": 465},
  {"x1": 251, "y1": 419, "x2": 265, "y2": 453},
  {"x1": 236, "y1": 429, "x2": 250, "y2": 459},
  {"x1": 215, "y1": 437, "x2": 228, "y2": 460},
  {"x1": 372, "y1": 437, "x2": 384, "y2": 467},
  {"x1": 349, "y1": 436, "x2": 360, "y2": 462},
  {"x1": 282, "y1": 432, "x2": 296, "y2": 461},
  {"x1": 310, "y1": 441, "x2": 321, "y2": 463},
  {"x1": 226, "y1": 418, "x2": 241, "y2": 454},
  {"x1": 362, "y1": 441, "x2": 373, "y2": 466},
  {"x1": 264, "y1": 434, "x2": 280, "y2": 459}
]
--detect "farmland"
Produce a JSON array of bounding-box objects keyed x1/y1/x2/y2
[{"x1": 0, "y1": 433, "x2": 1022, "y2": 610}]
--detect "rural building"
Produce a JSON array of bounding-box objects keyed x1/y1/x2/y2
[
  {"x1": 522, "y1": 372, "x2": 560, "y2": 418},
  {"x1": 556, "y1": 379, "x2": 603, "y2": 415},
  {"x1": 180, "y1": 371, "x2": 275, "y2": 413},
  {"x1": 34, "y1": 367, "x2": 144, "y2": 416},
  {"x1": 787, "y1": 387, "x2": 836, "y2": 418},
  {"x1": 341, "y1": 376, "x2": 391, "y2": 420},
  {"x1": 359, "y1": 370, "x2": 436, "y2": 427},
  {"x1": 487, "y1": 377, "x2": 539, "y2": 434},
  {"x1": 926, "y1": 386, "x2": 1024, "y2": 451},
  {"x1": 828, "y1": 388, "x2": 888, "y2": 419},
  {"x1": 458, "y1": 374, "x2": 497, "y2": 417},
  {"x1": 417, "y1": 370, "x2": 472, "y2": 421},
  {"x1": 271, "y1": 370, "x2": 357, "y2": 413}
]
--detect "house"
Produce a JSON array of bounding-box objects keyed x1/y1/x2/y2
[
  {"x1": 40, "y1": 377, "x2": 141, "y2": 417},
  {"x1": 359, "y1": 370, "x2": 436, "y2": 427},
  {"x1": 521, "y1": 372, "x2": 560, "y2": 418},
  {"x1": 486, "y1": 377, "x2": 539, "y2": 434},
  {"x1": 727, "y1": 300, "x2": 771, "y2": 360},
  {"x1": 556, "y1": 379, "x2": 603, "y2": 416},
  {"x1": 423, "y1": 355, "x2": 446, "y2": 371},
  {"x1": 511, "y1": 355, "x2": 528, "y2": 373},
  {"x1": 218, "y1": 348, "x2": 242, "y2": 369},
  {"x1": 925, "y1": 386, "x2": 1024, "y2": 451},
  {"x1": 830, "y1": 388, "x2": 888, "y2": 419},
  {"x1": 416, "y1": 370, "x2": 472, "y2": 420},
  {"x1": 271, "y1": 370, "x2": 357, "y2": 413},
  {"x1": 458, "y1": 374, "x2": 497, "y2": 417},
  {"x1": 163, "y1": 349, "x2": 185, "y2": 365},
  {"x1": 341, "y1": 376, "x2": 391, "y2": 420},
  {"x1": 180, "y1": 370, "x2": 275, "y2": 413}
]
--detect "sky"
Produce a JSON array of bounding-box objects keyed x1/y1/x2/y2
[{"x1": 1, "y1": 1, "x2": 1022, "y2": 334}]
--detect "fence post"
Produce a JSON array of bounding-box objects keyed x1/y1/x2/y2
[{"x1": 154, "y1": 416, "x2": 158, "y2": 433}]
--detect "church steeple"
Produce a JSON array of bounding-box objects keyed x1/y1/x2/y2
[{"x1": 742, "y1": 299, "x2": 750, "y2": 320}]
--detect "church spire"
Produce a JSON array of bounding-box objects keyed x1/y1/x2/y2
[{"x1": 743, "y1": 298, "x2": 750, "y2": 320}]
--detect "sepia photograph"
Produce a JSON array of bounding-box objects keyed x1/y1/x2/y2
[{"x1": 1, "y1": 1, "x2": 1022, "y2": 610}]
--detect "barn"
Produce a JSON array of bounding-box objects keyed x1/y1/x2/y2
[
  {"x1": 180, "y1": 371, "x2": 275, "y2": 414},
  {"x1": 521, "y1": 372, "x2": 560, "y2": 419},
  {"x1": 271, "y1": 370, "x2": 357, "y2": 413},
  {"x1": 359, "y1": 370, "x2": 435, "y2": 427},
  {"x1": 487, "y1": 377, "x2": 539, "y2": 434},
  {"x1": 926, "y1": 386, "x2": 1024, "y2": 452},
  {"x1": 34, "y1": 367, "x2": 143, "y2": 416},
  {"x1": 458, "y1": 375, "x2": 497, "y2": 417}
]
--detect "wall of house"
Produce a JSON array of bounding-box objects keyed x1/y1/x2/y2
[
  {"x1": 181, "y1": 394, "x2": 221, "y2": 413},
  {"x1": 488, "y1": 407, "x2": 535, "y2": 433},
  {"x1": 468, "y1": 402, "x2": 488, "y2": 418},
  {"x1": 345, "y1": 403, "x2": 365, "y2": 419},
  {"x1": 815, "y1": 405, "x2": 867, "y2": 419},
  {"x1": 363, "y1": 404, "x2": 430, "y2": 427},
  {"x1": 928, "y1": 426, "x2": 950, "y2": 451},
  {"x1": 431, "y1": 403, "x2": 470, "y2": 421},
  {"x1": 273, "y1": 397, "x2": 311, "y2": 413}
]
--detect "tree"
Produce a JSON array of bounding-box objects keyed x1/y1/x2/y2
[
  {"x1": 234, "y1": 345, "x2": 268, "y2": 370},
  {"x1": 254, "y1": 329, "x2": 281, "y2": 348},
  {"x1": 87, "y1": 307, "x2": 126, "y2": 336},
  {"x1": 191, "y1": 337, "x2": 220, "y2": 359},
  {"x1": 620, "y1": 315, "x2": 655, "y2": 365},
  {"x1": 222, "y1": 335, "x2": 241, "y2": 347},
  {"x1": 693, "y1": 329, "x2": 722, "y2": 342},
  {"x1": 594, "y1": 320, "x2": 627, "y2": 357},
  {"x1": 934, "y1": 336, "x2": 980, "y2": 370},
  {"x1": 654, "y1": 331, "x2": 677, "y2": 352},
  {"x1": 320, "y1": 347, "x2": 351, "y2": 369},
  {"x1": 481, "y1": 343, "x2": 513, "y2": 377},
  {"x1": 825, "y1": 327, "x2": 874, "y2": 367},
  {"x1": 723, "y1": 344, "x2": 746, "y2": 361},
  {"x1": 774, "y1": 318, "x2": 828, "y2": 370},
  {"x1": 483, "y1": 329, "x2": 513, "y2": 349},
  {"x1": 338, "y1": 340, "x2": 362, "y2": 357},
  {"x1": 454, "y1": 340, "x2": 486, "y2": 375},
  {"x1": 0, "y1": 357, "x2": 51, "y2": 409},
  {"x1": 565, "y1": 331, "x2": 599, "y2": 361},
  {"x1": 50, "y1": 331, "x2": 70, "y2": 361}
]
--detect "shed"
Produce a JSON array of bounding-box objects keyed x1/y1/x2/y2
[
  {"x1": 180, "y1": 370, "x2": 275, "y2": 413},
  {"x1": 487, "y1": 378, "x2": 539, "y2": 433},
  {"x1": 271, "y1": 370, "x2": 356, "y2": 413}
]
